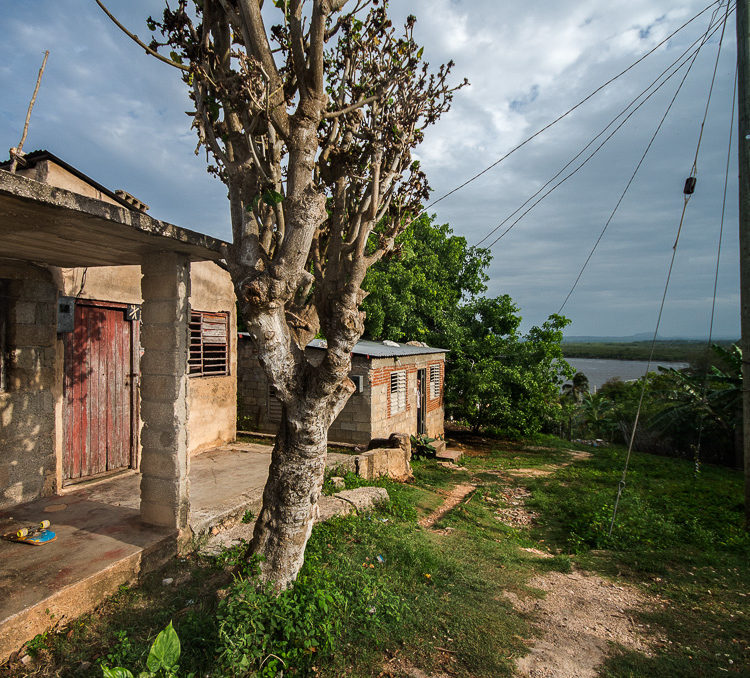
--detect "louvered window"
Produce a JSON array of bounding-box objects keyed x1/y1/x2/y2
[
  {"x1": 189, "y1": 311, "x2": 229, "y2": 376},
  {"x1": 390, "y1": 370, "x2": 406, "y2": 415},
  {"x1": 430, "y1": 364, "x2": 441, "y2": 399}
]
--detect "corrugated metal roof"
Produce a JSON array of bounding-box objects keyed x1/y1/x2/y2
[
  {"x1": 309, "y1": 338, "x2": 448, "y2": 358},
  {"x1": 238, "y1": 333, "x2": 447, "y2": 358}
]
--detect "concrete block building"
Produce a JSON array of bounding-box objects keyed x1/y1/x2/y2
[
  {"x1": 0, "y1": 152, "x2": 236, "y2": 522},
  {"x1": 238, "y1": 336, "x2": 447, "y2": 445}
]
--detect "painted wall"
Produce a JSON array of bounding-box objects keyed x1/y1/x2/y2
[
  {"x1": 15, "y1": 160, "x2": 123, "y2": 207},
  {"x1": 60, "y1": 261, "x2": 237, "y2": 457}
]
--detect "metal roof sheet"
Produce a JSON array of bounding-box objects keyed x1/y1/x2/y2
[{"x1": 238, "y1": 334, "x2": 447, "y2": 358}]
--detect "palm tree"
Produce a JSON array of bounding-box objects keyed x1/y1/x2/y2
[{"x1": 562, "y1": 371, "x2": 590, "y2": 404}]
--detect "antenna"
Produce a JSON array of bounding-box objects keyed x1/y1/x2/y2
[{"x1": 9, "y1": 50, "x2": 50, "y2": 174}]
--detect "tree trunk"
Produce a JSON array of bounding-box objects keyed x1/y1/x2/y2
[{"x1": 250, "y1": 401, "x2": 331, "y2": 588}]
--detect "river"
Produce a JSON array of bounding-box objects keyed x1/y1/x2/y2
[{"x1": 564, "y1": 358, "x2": 689, "y2": 392}]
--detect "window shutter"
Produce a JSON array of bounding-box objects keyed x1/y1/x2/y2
[
  {"x1": 430, "y1": 364, "x2": 441, "y2": 399},
  {"x1": 189, "y1": 311, "x2": 229, "y2": 376}
]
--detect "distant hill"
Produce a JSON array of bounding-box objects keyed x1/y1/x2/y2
[
  {"x1": 563, "y1": 334, "x2": 739, "y2": 344},
  {"x1": 561, "y1": 337, "x2": 738, "y2": 363}
]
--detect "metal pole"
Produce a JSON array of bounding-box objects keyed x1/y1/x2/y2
[{"x1": 736, "y1": 0, "x2": 750, "y2": 528}]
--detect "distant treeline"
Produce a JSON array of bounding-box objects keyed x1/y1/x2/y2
[{"x1": 561, "y1": 340, "x2": 738, "y2": 364}]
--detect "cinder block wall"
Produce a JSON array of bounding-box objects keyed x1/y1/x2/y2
[
  {"x1": 237, "y1": 338, "x2": 445, "y2": 445},
  {"x1": 237, "y1": 339, "x2": 373, "y2": 444},
  {"x1": 0, "y1": 260, "x2": 60, "y2": 509}
]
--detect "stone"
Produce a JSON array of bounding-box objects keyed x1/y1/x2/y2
[
  {"x1": 330, "y1": 476, "x2": 346, "y2": 490},
  {"x1": 335, "y1": 486, "x2": 389, "y2": 512},
  {"x1": 389, "y1": 432, "x2": 411, "y2": 455},
  {"x1": 316, "y1": 496, "x2": 354, "y2": 523}
]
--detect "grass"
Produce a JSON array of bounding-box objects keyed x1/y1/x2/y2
[{"x1": 3, "y1": 435, "x2": 747, "y2": 677}]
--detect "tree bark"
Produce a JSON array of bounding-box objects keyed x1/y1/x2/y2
[{"x1": 250, "y1": 405, "x2": 329, "y2": 588}]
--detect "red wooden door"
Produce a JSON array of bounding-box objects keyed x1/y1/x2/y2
[{"x1": 64, "y1": 302, "x2": 135, "y2": 482}]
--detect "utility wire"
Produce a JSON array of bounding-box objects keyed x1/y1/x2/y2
[
  {"x1": 608, "y1": 2, "x2": 732, "y2": 536},
  {"x1": 693, "y1": 63, "x2": 737, "y2": 476},
  {"x1": 478, "y1": 16, "x2": 726, "y2": 251},
  {"x1": 559, "y1": 1, "x2": 732, "y2": 315},
  {"x1": 414, "y1": 0, "x2": 724, "y2": 220},
  {"x1": 475, "y1": 9, "x2": 731, "y2": 249}
]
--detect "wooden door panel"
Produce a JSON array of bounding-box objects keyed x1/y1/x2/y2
[{"x1": 64, "y1": 303, "x2": 133, "y2": 482}]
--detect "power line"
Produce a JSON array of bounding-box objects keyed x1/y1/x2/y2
[
  {"x1": 558, "y1": 2, "x2": 732, "y2": 315},
  {"x1": 418, "y1": 0, "x2": 724, "y2": 217},
  {"x1": 475, "y1": 9, "x2": 730, "y2": 249},
  {"x1": 608, "y1": 2, "x2": 732, "y2": 536}
]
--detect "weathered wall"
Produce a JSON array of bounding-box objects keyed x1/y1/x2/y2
[
  {"x1": 186, "y1": 262, "x2": 237, "y2": 454},
  {"x1": 237, "y1": 339, "x2": 373, "y2": 444},
  {"x1": 370, "y1": 354, "x2": 445, "y2": 440},
  {"x1": 15, "y1": 160, "x2": 122, "y2": 207},
  {"x1": 61, "y1": 261, "x2": 237, "y2": 456},
  {"x1": 0, "y1": 260, "x2": 60, "y2": 509},
  {"x1": 237, "y1": 337, "x2": 445, "y2": 444}
]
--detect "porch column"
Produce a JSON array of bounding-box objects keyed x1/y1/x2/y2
[{"x1": 139, "y1": 252, "x2": 191, "y2": 530}]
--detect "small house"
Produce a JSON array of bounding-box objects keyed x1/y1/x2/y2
[
  {"x1": 0, "y1": 151, "x2": 237, "y2": 514},
  {"x1": 238, "y1": 336, "x2": 447, "y2": 445}
]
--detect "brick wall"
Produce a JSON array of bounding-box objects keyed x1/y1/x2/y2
[
  {"x1": 237, "y1": 338, "x2": 446, "y2": 445},
  {"x1": 370, "y1": 354, "x2": 445, "y2": 440}
]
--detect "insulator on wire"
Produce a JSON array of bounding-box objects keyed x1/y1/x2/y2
[{"x1": 684, "y1": 176, "x2": 697, "y2": 195}]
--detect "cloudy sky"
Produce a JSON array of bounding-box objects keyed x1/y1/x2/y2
[{"x1": 0, "y1": 0, "x2": 740, "y2": 338}]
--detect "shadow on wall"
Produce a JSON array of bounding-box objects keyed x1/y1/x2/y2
[{"x1": 0, "y1": 265, "x2": 104, "y2": 508}]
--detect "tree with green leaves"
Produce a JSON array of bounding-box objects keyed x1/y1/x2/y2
[
  {"x1": 361, "y1": 214, "x2": 490, "y2": 344},
  {"x1": 101, "y1": 0, "x2": 464, "y2": 587},
  {"x1": 446, "y1": 298, "x2": 571, "y2": 436}
]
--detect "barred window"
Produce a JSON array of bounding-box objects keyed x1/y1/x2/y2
[
  {"x1": 430, "y1": 364, "x2": 441, "y2": 399},
  {"x1": 189, "y1": 311, "x2": 229, "y2": 376},
  {"x1": 390, "y1": 370, "x2": 406, "y2": 415}
]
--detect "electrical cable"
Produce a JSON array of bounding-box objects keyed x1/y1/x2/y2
[
  {"x1": 559, "y1": 1, "x2": 732, "y2": 315},
  {"x1": 607, "y1": 2, "x2": 732, "y2": 536},
  {"x1": 475, "y1": 6, "x2": 732, "y2": 249},
  {"x1": 414, "y1": 0, "x2": 724, "y2": 220}
]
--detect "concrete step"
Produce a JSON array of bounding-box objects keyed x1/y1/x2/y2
[{"x1": 436, "y1": 448, "x2": 464, "y2": 464}]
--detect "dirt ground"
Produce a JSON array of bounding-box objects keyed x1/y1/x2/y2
[{"x1": 427, "y1": 435, "x2": 654, "y2": 678}]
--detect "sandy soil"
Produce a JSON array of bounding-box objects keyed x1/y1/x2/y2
[
  {"x1": 507, "y1": 569, "x2": 653, "y2": 678},
  {"x1": 418, "y1": 483, "x2": 475, "y2": 529}
]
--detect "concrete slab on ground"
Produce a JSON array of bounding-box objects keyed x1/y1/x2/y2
[
  {"x1": 0, "y1": 492, "x2": 175, "y2": 663},
  {"x1": 0, "y1": 441, "x2": 366, "y2": 661},
  {"x1": 436, "y1": 448, "x2": 464, "y2": 464}
]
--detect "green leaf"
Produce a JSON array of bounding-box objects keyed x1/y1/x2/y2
[
  {"x1": 169, "y1": 51, "x2": 183, "y2": 65},
  {"x1": 146, "y1": 622, "x2": 180, "y2": 673},
  {"x1": 261, "y1": 189, "x2": 284, "y2": 206},
  {"x1": 101, "y1": 667, "x2": 134, "y2": 678}
]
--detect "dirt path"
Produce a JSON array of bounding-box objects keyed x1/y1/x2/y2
[
  {"x1": 506, "y1": 569, "x2": 653, "y2": 678},
  {"x1": 418, "y1": 483, "x2": 475, "y2": 529},
  {"x1": 492, "y1": 448, "x2": 654, "y2": 677}
]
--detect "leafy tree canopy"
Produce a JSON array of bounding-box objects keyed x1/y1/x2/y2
[
  {"x1": 362, "y1": 214, "x2": 490, "y2": 344},
  {"x1": 362, "y1": 215, "x2": 571, "y2": 436}
]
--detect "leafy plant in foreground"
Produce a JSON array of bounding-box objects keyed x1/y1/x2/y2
[{"x1": 101, "y1": 621, "x2": 183, "y2": 678}]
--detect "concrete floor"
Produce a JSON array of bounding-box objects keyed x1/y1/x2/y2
[{"x1": 0, "y1": 442, "x2": 356, "y2": 662}]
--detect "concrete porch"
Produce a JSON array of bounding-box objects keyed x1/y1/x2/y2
[{"x1": 0, "y1": 442, "x2": 353, "y2": 662}]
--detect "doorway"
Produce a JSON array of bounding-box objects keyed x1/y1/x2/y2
[{"x1": 63, "y1": 300, "x2": 139, "y2": 483}]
